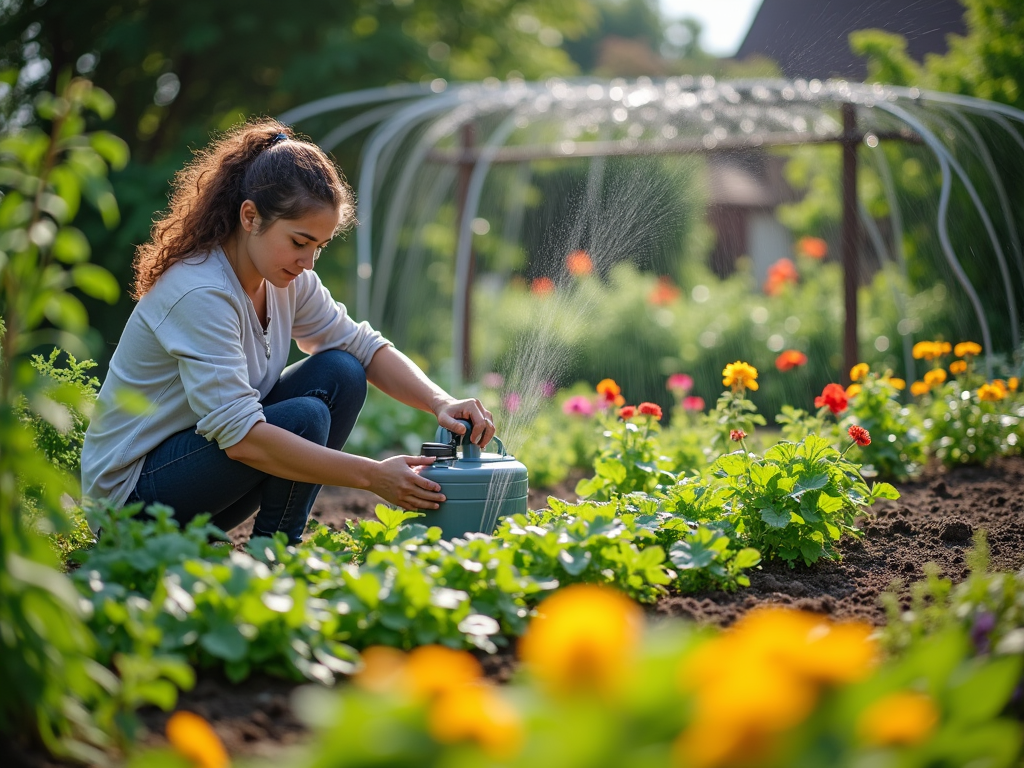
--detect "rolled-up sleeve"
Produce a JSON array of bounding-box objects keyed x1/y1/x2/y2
[
  {"x1": 292, "y1": 271, "x2": 391, "y2": 366},
  {"x1": 153, "y1": 287, "x2": 265, "y2": 449}
]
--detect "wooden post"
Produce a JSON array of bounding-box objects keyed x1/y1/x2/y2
[
  {"x1": 455, "y1": 123, "x2": 476, "y2": 382},
  {"x1": 841, "y1": 103, "x2": 859, "y2": 385}
]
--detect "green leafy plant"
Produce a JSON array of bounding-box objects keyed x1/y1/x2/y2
[
  {"x1": 922, "y1": 379, "x2": 1022, "y2": 466},
  {"x1": 845, "y1": 367, "x2": 925, "y2": 480},
  {"x1": 575, "y1": 406, "x2": 676, "y2": 500}
]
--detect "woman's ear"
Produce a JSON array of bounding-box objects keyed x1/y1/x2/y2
[{"x1": 239, "y1": 200, "x2": 261, "y2": 233}]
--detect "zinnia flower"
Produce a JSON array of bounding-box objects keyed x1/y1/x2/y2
[
  {"x1": 530, "y1": 277, "x2": 555, "y2": 295},
  {"x1": 566, "y1": 250, "x2": 593, "y2": 276},
  {"x1": 638, "y1": 402, "x2": 663, "y2": 420},
  {"x1": 540, "y1": 380, "x2": 556, "y2": 397},
  {"x1": 814, "y1": 383, "x2": 848, "y2": 415},
  {"x1": 166, "y1": 712, "x2": 230, "y2": 768},
  {"x1": 683, "y1": 396, "x2": 705, "y2": 411},
  {"x1": 480, "y1": 372, "x2": 504, "y2": 389},
  {"x1": 849, "y1": 363, "x2": 869, "y2": 382},
  {"x1": 848, "y1": 425, "x2": 871, "y2": 446},
  {"x1": 796, "y1": 236, "x2": 828, "y2": 259},
  {"x1": 954, "y1": 341, "x2": 982, "y2": 358},
  {"x1": 910, "y1": 381, "x2": 931, "y2": 397},
  {"x1": 978, "y1": 382, "x2": 1007, "y2": 401},
  {"x1": 775, "y1": 350, "x2": 808, "y2": 372},
  {"x1": 619, "y1": 405, "x2": 636, "y2": 419},
  {"x1": 723, "y1": 361, "x2": 759, "y2": 392},
  {"x1": 730, "y1": 429, "x2": 746, "y2": 442},
  {"x1": 923, "y1": 368, "x2": 947, "y2": 387},
  {"x1": 666, "y1": 373, "x2": 694, "y2": 393},
  {"x1": 596, "y1": 378, "x2": 625, "y2": 407},
  {"x1": 562, "y1": 395, "x2": 594, "y2": 416},
  {"x1": 857, "y1": 691, "x2": 939, "y2": 747},
  {"x1": 949, "y1": 360, "x2": 967, "y2": 375}
]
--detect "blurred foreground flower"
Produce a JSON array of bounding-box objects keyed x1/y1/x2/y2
[
  {"x1": 886, "y1": 376, "x2": 906, "y2": 390},
  {"x1": 166, "y1": 711, "x2": 230, "y2": 768},
  {"x1": 954, "y1": 341, "x2": 982, "y2": 358},
  {"x1": 480, "y1": 372, "x2": 504, "y2": 389},
  {"x1": 675, "y1": 607, "x2": 876, "y2": 768},
  {"x1": 764, "y1": 258, "x2": 798, "y2": 295},
  {"x1": 619, "y1": 405, "x2": 637, "y2": 419},
  {"x1": 846, "y1": 383, "x2": 862, "y2": 398},
  {"x1": 857, "y1": 691, "x2": 939, "y2": 747},
  {"x1": 649, "y1": 275, "x2": 682, "y2": 305},
  {"x1": 814, "y1": 383, "x2": 848, "y2": 415},
  {"x1": 682, "y1": 395, "x2": 705, "y2": 411},
  {"x1": 429, "y1": 682, "x2": 523, "y2": 758},
  {"x1": 949, "y1": 360, "x2": 967, "y2": 375},
  {"x1": 910, "y1": 380, "x2": 931, "y2": 397},
  {"x1": 503, "y1": 392, "x2": 522, "y2": 413},
  {"x1": 850, "y1": 362, "x2": 869, "y2": 381},
  {"x1": 923, "y1": 368, "x2": 946, "y2": 387},
  {"x1": 978, "y1": 381, "x2": 1007, "y2": 401},
  {"x1": 775, "y1": 349, "x2": 807, "y2": 372},
  {"x1": 519, "y1": 584, "x2": 643, "y2": 698},
  {"x1": 566, "y1": 249, "x2": 593, "y2": 276},
  {"x1": 530, "y1": 276, "x2": 555, "y2": 295},
  {"x1": 667, "y1": 373, "x2": 694, "y2": 393},
  {"x1": 912, "y1": 340, "x2": 951, "y2": 361},
  {"x1": 563, "y1": 395, "x2": 594, "y2": 416},
  {"x1": 722, "y1": 361, "x2": 758, "y2": 392}
]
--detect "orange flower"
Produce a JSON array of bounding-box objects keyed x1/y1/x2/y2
[
  {"x1": 1010, "y1": 377, "x2": 1019, "y2": 392},
  {"x1": 949, "y1": 360, "x2": 967, "y2": 375},
  {"x1": 923, "y1": 368, "x2": 947, "y2": 387},
  {"x1": 638, "y1": 402, "x2": 663, "y2": 420},
  {"x1": 797, "y1": 235, "x2": 828, "y2": 259},
  {"x1": 912, "y1": 341, "x2": 951, "y2": 361},
  {"x1": 954, "y1": 341, "x2": 982, "y2": 358},
  {"x1": 857, "y1": 691, "x2": 939, "y2": 747},
  {"x1": 764, "y1": 258, "x2": 799, "y2": 295},
  {"x1": 405, "y1": 645, "x2": 482, "y2": 701},
  {"x1": 596, "y1": 378, "x2": 625, "y2": 407},
  {"x1": 887, "y1": 377, "x2": 906, "y2": 390},
  {"x1": 910, "y1": 380, "x2": 931, "y2": 397},
  {"x1": 429, "y1": 683, "x2": 523, "y2": 758},
  {"x1": 846, "y1": 383, "x2": 862, "y2": 398},
  {"x1": 618, "y1": 405, "x2": 636, "y2": 419},
  {"x1": 566, "y1": 250, "x2": 593, "y2": 276},
  {"x1": 978, "y1": 381, "x2": 1007, "y2": 401},
  {"x1": 530, "y1": 276, "x2": 555, "y2": 295},
  {"x1": 775, "y1": 350, "x2": 808, "y2": 372},
  {"x1": 166, "y1": 712, "x2": 230, "y2": 768},
  {"x1": 648, "y1": 275, "x2": 681, "y2": 305}
]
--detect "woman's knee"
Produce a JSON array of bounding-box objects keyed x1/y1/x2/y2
[
  {"x1": 321, "y1": 350, "x2": 367, "y2": 405},
  {"x1": 266, "y1": 395, "x2": 332, "y2": 445}
]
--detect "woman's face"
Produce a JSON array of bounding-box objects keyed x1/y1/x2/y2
[{"x1": 242, "y1": 201, "x2": 341, "y2": 288}]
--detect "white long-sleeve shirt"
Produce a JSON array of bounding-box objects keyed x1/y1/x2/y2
[{"x1": 81, "y1": 246, "x2": 390, "y2": 506}]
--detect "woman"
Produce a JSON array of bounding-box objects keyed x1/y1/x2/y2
[{"x1": 81, "y1": 120, "x2": 494, "y2": 543}]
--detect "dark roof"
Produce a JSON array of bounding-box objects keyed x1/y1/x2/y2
[{"x1": 736, "y1": 0, "x2": 967, "y2": 80}]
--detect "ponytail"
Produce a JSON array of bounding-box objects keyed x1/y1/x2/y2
[{"x1": 132, "y1": 118, "x2": 354, "y2": 299}]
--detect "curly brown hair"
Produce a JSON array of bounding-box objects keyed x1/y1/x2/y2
[{"x1": 132, "y1": 118, "x2": 355, "y2": 299}]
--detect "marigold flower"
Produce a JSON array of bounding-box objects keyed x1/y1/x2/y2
[
  {"x1": 1010, "y1": 377, "x2": 1019, "y2": 392},
  {"x1": 618, "y1": 405, "x2": 636, "y2": 419},
  {"x1": 814, "y1": 383, "x2": 848, "y2": 415},
  {"x1": 923, "y1": 368, "x2": 947, "y2": 387},
  {"x1": 566, "y1": 249, "x2": 593, "y2": 276},
  {"x1": 796, "y1": 235, "x2": 828, "y2": 259},
  {"x1": 910, "y1": 380, "x2": 931, "y2": 397},
  {"x1": 722, "y1": 361, "x2": 759, "y2": 392},
  {"x1": 354, "y1": 646, "x2": 408, "y2": 693},
  {"x1": 849, "y1": 362, "x2": 869, "y2": 382},
  {"x1": 683, "y1": 395, "x2": 706, "y2": 411},
  {"x1": 857, "y1": 691, "x2": 939, "y2": 747},
  {"x1": 887, "y1": 377, "x2": 906, "y2": 390},
  {"x1": 912, "y1": 340, "x2": 950, "y2": 361},
  {"x1": 166, "y1": 712, "x2": 230, "y2": 768},
  {"x1": 562, "y1": 395, "x2": 594, "y2": 416},
  {"x1": 949, "y1": 360, "x2": 968, "y2": 375},
  {"x1": 775, "y1": 349, "x2": 808, "y2": 372},
  {"x1": 530, "y1": 276, "x2": 555, "y2": 295},
  {"x1": 846, "y1": 383, "x2": 862, "y2": 398},
  {"x1": 978, "y1": 382, "x2": 1007, "y2": 401},
  {"x1": 429, "y1": 682, "x2": 523, "y2": 758},
  {"x1": 638, "y1": 401, "x2": 663, "y2": 420},
  {"x1": 730, "y1": 429, "x2": 746, "y2": 442},
  {"x1": 596, "y1": 378, "x2": 625, "y2": 407},
  {"x1": 954, "y1": 341, "x2": 982, "y2": 358},
  {"x1": 848, "y1": 425, "x2": 871, "y2": 446},
  {"x1": 666, "y1": 373, "x2": 694, "y2": 393},
  {"x1": 519, "y1": 585, "x2": 643, "y2": 698},
  {"x1": 406, "y1": 645, "x2": 483, "y2": 701},
  {"x1": 648, "y1": 275, "x2": 681, "y2": 305}
]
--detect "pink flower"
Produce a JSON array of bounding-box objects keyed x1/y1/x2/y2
[
  {"x1": 562, "y1": 395, "x2": 594, "y2": 417},
  {"x1": 682, "y1": 396, "x2": 705, "y2": 412},
  {"x1": 481, "y1": 372, "x2": 504, "y2": 389},
  {"x1": 540, "y1": 380, "x2": 556, "y2": 398},
  {"x1": 666, "y1": 373, "x2": 694, "y2": 394},
  {"x1": 503, "y1": 392, "x2": 521, "y2": 413}
]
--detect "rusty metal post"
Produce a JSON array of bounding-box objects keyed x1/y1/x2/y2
[
  {"x1": 455, "y1": 123, "x2": 476, "y2": 382},
  {"x1": 841, "y1": 103, "x2": 860, "y2": 385}
]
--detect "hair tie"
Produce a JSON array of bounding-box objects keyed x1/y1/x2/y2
[{"x1": 270, "y1": 132, "x2": 288, "y2": 146}]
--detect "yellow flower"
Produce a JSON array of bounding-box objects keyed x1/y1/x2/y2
[
  {"x1": 954, "y1": 341, "x2": 982, "y2": 358},
  {"x1": 429, "y1": 683, "x2": 523, "y2": 758},
  {"x1": 166, "y1": 712, "x2": 230, "y2": 768},
  {"x1": 858, "y1": 691, "x2": 939, "y2": 747},
  {"x1": 519, "y1": 585, "x2": 642, "y2": 697},
  {"x1": 722, "y1": 361, "x2": 759, "y2": 392},
  {"x1": 850, "y1": 363, "x2": 869, "y2": 382},
  {"x1": 1010, "y1": 377, "x2": 1020, "y2": 392},
  {"x1": 978, "y1": 382, "x2": 1007, "y2": 401},
  {"x1": 912, "y1": 341, "x2": 951, "y2": 361},
  {"x1": 887, "y1": 377, "x2": 906, "y2": 390},
  {"x1": 406, "y1": 645, "x2": 482, "y2": 700},
  {"x1": 923, "y1": 368, "x2": 947, "y2": 387},
  {"x1": 846, "y1": 383, "x2": 862, "y2": 398},
  {"x1": 354, "y1": 646, "x2": 409, "y2": 693},
  {"x1": 910, "y1": 380, "x2": 931, "y2": 397},
  {"x1": 949, "y1": 360, "x2": 968, "y2": 375}
]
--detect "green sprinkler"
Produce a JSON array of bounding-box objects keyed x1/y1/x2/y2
[{"x1": 419, "y1": 419, "x2": 528, "y2": 539}]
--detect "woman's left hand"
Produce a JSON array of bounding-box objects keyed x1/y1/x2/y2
[{"x1": 435, "y1": 398, "x2": 495, "y2": 447}]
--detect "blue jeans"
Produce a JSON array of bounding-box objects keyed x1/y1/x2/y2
[{"x1": 126, "y1": 350, "x2": 367, "y2": 544}]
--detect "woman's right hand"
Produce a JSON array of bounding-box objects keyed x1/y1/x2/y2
[{"x1": 370, "y1": 455, "x2": 447, "y2": 510}]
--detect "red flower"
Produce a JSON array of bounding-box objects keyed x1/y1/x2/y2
[
  {"x1": 775, "y1": 350, "x2": 808, "y2": 372},
  {"x1": 682, "y1": 396, "x2": 705, "y2": 411},
  {"x1": 531, "y1": 277, "x2": 555, "y2": 295},
  {"x1": 730, "y1": 429, "x2": 746, "y2": 442},
  {"x1": 815, "y1": 383, "x2": 849, "y2": 415},
  {"x1": 764, "y1": 258, "x2": 799, "y2": 295},
  {"x1": 648, "y1": 276, "x2": 681, "y2": 306},
  {"x1": 848, "y1": 425, "x2": 871, "y2": 446},
  {"x1": 638, "y1": 402, "x2": 663, "y2": 420},
  {"x1": 618, "y1": 405, "x2": 636, "y2": 419}
]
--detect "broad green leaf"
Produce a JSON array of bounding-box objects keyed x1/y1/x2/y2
[
  {"x1": 759, "y1": 506, "x2": 790, "y2": 528},
  {"x1": 72, "y1": 263, "x2": 119, "y2": 303},
  {"x1": 817, "y1": 494, "x2": 845, "y2": 514},
  {"x1": 557, "y1": 548, "x2": 592, "y2": 576},
  {"x1": 376, "y1": 506, "x2": 422, "y2": 529},
  {"x1": 715, "y1": 453, "x2": 748, "y2": 477},
  {"x1": 870, "y1": 482, "x2": 900, "y2": 501},
  {"x1": 791, "y1": 473, "x2": 828, "y2": 495},
  {"x1": 595, "y1": 458, "x2": 627, "y2": 484},
  {"x1": 53, "y1": 227, "x2": 90, "y2": 263},
  {"x1": 200, "y1": 620, "x2": 248, "y2": 662},
  {"x1": 44, "y1": 293, "x2": 88, "y2": 332},
  {"x1": 749, "y1": 463, "x2": 780, "y2": 488},
  {"x1": 947, "y1": 655, "x2": 1022, "y2": 724},
  {"x1": 733, "y1": 548, "x2": 762, "y2": 569},
  {"x1": 89, "y1": 130, "x2": 129, "y2": 170}
]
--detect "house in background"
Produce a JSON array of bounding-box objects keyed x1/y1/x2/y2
[{"x1": 707, "y1": 0, "x2": 967, "y2": 282}]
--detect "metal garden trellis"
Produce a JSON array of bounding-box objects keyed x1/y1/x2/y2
[{"x1": 280, "y1": 77, "x2": 1024, "y2": 388}]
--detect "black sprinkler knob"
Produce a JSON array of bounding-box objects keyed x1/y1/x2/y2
[{"x1": 421, "y1": 442, "x2": 456, "y2": 460}]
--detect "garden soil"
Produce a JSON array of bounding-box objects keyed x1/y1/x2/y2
[{"x1": 15, "y1": 458, "x2": 1024, "y2": 765}]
